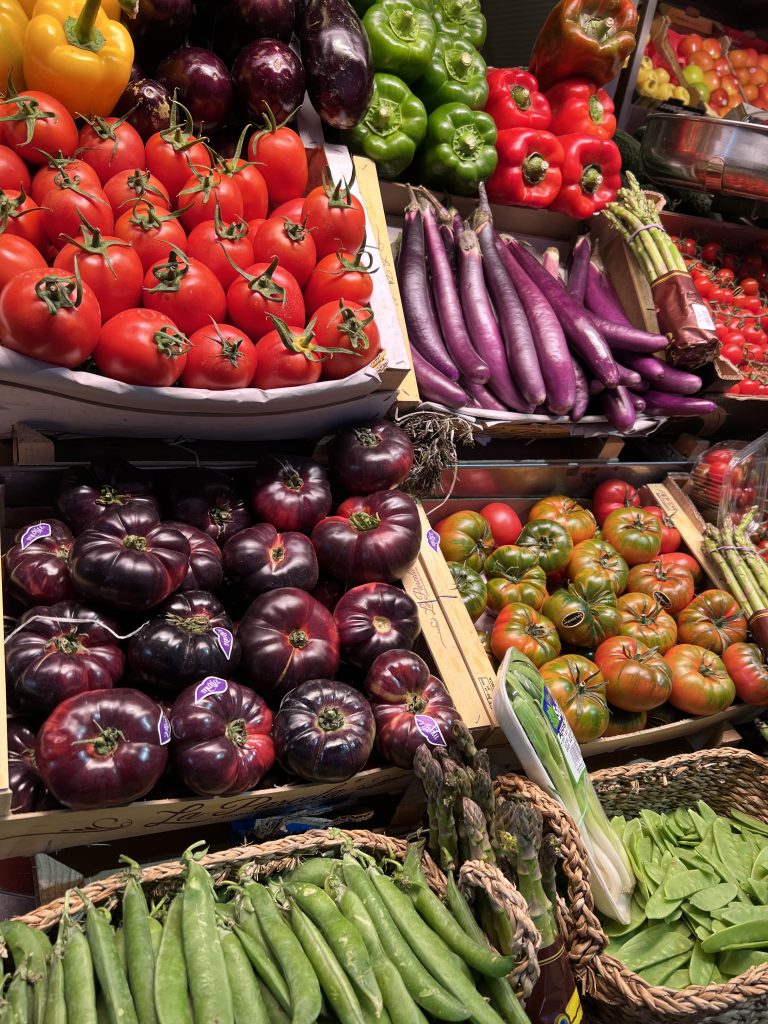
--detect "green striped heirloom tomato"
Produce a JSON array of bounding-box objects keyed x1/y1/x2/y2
[
  {"x1": 484, "y1": 545, "x2": 548, "y2": 612},
  {"x1": 722, "y1": 643, "x2": 768, "y2": 705},
  {"x1": 540, "y1": 654, "x2": 608, "y2": 743},
  {"x1": 517, "y1": 519, "x2": 573, "y2": 575},
  {"x1": 593, "y1": 635, "x2": 672, "y2": 712},
  {"x1": 447, "y1": 562, "x2": 487, "y2": 621},
  {"x1": 603, "y1": 705, "x2": 647, "y2": 737},
  {"x1": 601, "y1": 508, "x2": 662, "y2": 566},
  {"x1": 490, "y1": 602, "x2": 561, "y2": 667},
  {"x1": 664, "y1": 644, "x2": 736, "y2": 716},
  {"x1": 543, "y1": 569, "x2": 620, "y2": 648},
  {"x1": 626, "y1": 561, "x2": 695, "y2": 616},
  {"x1": 527, "y1": 495, "x2": 597, "y2": 545},
  {"x1": 567, "y1": 539, "x2": 628, "y2": 596},
  {"x1": 435, "y1": 510, "x2": 494, "y2": 570},
  {"x1": 677, "y1": 589, "x2": 748, "y2": 655},
  {"x1": 617, "y1": 592, "x2": 678, "y2": 653}
]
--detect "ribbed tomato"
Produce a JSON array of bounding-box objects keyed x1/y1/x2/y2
[
  {"x1": 722, "y1": 643, "x2": 768, "y2": 705},
  {"x1": 490, "y1": 602, "x2": 561, "y2": 667},
  {"x1": 616, "y1": 592, "x2": 678, "y2": 653},
  {"x1": 677, "y1": 590, "x2": 748, "y2": 654},
  {"x1": 626, "y1": 561, "x2": 695, "y2": 616},
  {"x1": 594, "y1": 635, "x2": 672, "y2": 712},
  {"x1": 435, "y1": 511, "x2": 494, "y2": 571},
  {"x1": 540, "y1": 654, "x2": 608, "y2": 743},
  {"x1": 567, "y1": 539, "x2": 628, "y2": 596},
  {"x1": 602, "y1": 508, "x2": 662, "y2": 567},
  {"x1": 527, "y1": 495, "x2": 597, "y2": 545},
  {"x1": 665, "y1": 644, "x2": 736, "y2": 716},
  {"x1": 543, "y1": 571, "x2": 620, "y2": 648},
  {"x1": 485, "y1": 545, "x2": 548, "y2": 612}
]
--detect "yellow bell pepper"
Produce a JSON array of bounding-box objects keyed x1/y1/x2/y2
[
  {"x1": 640, "y1": 55, "x2": 654, "y2": 75},
  {"x1": 672, "y1": 86, "x2": 691, "y2": 104},
  {"x1": 23, "y1": 0, "x2": 133, "y2": 118},
  {"x1": 657, "y1": 83, "x2": 675, "y2": 100},
  {"x1": 0, "y1": 0, "x2": 27, "y2": 90},
  {"x1": 654, "y1": 67, "x2": 670, "y2": 85}
]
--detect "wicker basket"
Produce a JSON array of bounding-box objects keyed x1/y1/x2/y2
[
  {"x1": 583, "y1": 748, "x2": 768, "y2": 1024},
  {"x1": 16, "y1": 828, "x2": 542, "y2": 1000}
]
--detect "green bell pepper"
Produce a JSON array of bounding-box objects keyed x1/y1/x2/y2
[
  {"x1": 343, "y1": 73, "x2": 427, "y2": 178},
  {"x1": 431, "y1": 0, "x2": 486, "y2": 49},
  {"x1": 414, "y1": 37, "x2": 487, "y2": 111},
  {"x1": 363, "y1": 0, "x2": 437, "y2": 83},
  {"x1": 352, "y1": 0, "x2": 431, "y2": 12},
  {"x1": 417, "y1": 102, "x2": 497, "y2": 195}
]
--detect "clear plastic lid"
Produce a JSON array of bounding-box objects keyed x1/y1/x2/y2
[{"x1": 687, "y1": 436, "x2": 767, "y2": 533}]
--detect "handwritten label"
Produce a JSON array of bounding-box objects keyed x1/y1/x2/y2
[
  {"x1": 414, "y1": 715, "x2": 447, "y2": 746},
  {"x1": 20, "y1": 522, "x2": 52, "y2": 550},
  {"x1": 158, "y1": 712, "x2": 171, "y2": 746},
  {"x1": 195, "y1": 676, "x2": 228, "y2": 703},
  {"x1": 426, "y1": 529, "x2": 440, "y2": 552},
  {"x1": 213, "y1": 627, "x2": 234, "y2": 660}
]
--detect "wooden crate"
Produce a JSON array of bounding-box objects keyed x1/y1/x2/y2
[{"x1": 0, "y1": 462, "x2": 473, "y2": 857}]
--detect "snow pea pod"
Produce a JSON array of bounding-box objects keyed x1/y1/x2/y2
[
  {"x1": 617, "y1": 923, "x2": 693, "y2": 973},
  {"x1": 701, "y1": 919, "x2": 768, "y2": 954},
  {"x1": 689, "y1": 941, "x2": 716, "y2": 987},
  {"x1": 688, "y1": 884, "x2": 739, "y2": 913},
  {"x1": 663, "y1": 870, "x2": 719, "y2": 901}
]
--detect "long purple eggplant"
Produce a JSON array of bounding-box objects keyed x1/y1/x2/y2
[
  {"x1": 543, "y1": 247, "x2": 560, "y2": 278},
  {"x1": 642, "y1": 392, "x2": 718, "y2": 417},
  {"x1": 473, "y1": 186, "x2": 545, "y2": 407},
  {"x1": 456, "y1": 229, "x2": 532, "y2": 413},
  {"x1": 411, "y1": 348, "x2": 468, "y2": 408},
  {"x1": 463, "y1": 381, "x2": 509, "y2": 412},
  {"x1": 496, "y1": 237, "x2": 575, "y2": 415},
  {"x1": 614, "y1": 352, "x2": 701, "y2": 395},
  {"x1": 397, "y1": 196, "x2": 458, "y2": 380},
  {"x1": 508, "y1": 241, "x2": 620, "y2": 388},
  {"x1": 629, "y1": 393, "x2": 647, "y2": 412},
  {"x1": 567, "y1": 235, "x2": 590, "y2": 302},
  {"x1": 590, "y1": 361, "x2": 641, "y2": 393},
  {"x1": 571, "y1": 359, "x2": 590, "y2": 421},
  {"x1": 421, "y1": 201, "x2": 489, "y2": 384},
  {"x1": 584, "y1": 259, "x2": 632, "y2": 326},
  {"x1": 423, "y1": 190, "x2": 458, "y2": 280},
  {"x1": 591, "y1": 315, "x2": 668, "y2": 353},
  {"x1": 614, "y1": 351, "x2": 666, "y2": 384},
  {"x1": 601, "y1": 386, "x2": 637, "y2": 431}
]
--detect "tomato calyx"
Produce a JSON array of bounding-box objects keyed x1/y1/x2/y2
[
  {"x1": 63, "y1": 211, "x2": 130, "y2": 276},
  {"x1": 335, "y1": 300, "x2": 375, "y2": 354},
  {"x1": 288, "y1": 627, "x2": 309, "y2": 649},
  {"x1": 122, "y1": 170, "x2": 168, "y2": 205},
  {"x1": 281, "y1": 215, "x2": 312, "y2": 243},
  {"x1": 229, "y1": 254, "x2": 285, "y2": 302},
  {"x1": 36, "y1": 148, "x2": 83, "y2": 176},
  {"x1": 316, "y1": 706, "x2": 345, "y2": 731},
  {"x1": 213, "y1": 124, "x2": 261, "y2": 178},
  {"x1": 405, "y1": 691, "x2": 428, "y2": 715},
  {"x1": 0, "y1": 186, "x2": 37, "y2": 231},
  {"x1": 158, "y1": 97, "x2": 206, "y2": 154},
  {"x1": 34, "y1": 266, "x2": 84, "y2": 315},
  {"x1": 73, "y1": 721, "x2": 126, "y2": 758},
  {"x1": 123, "y1": 534, "x2": 148, "y2": 551},
  {"x1": 52, "y1": 630, "x2": 84, "y2": 656},
  {"x1": 96, "y1": 484, "x2": 131, "y2": 507},
  {"x1": 0, "y1": 89, "x2": 56, "y2": 146},
  {"x1": 178, "y1": 164, "x2": 223, "y2": 207},
  {"x1": 166, "y1": 613, "x2": 212, "y2": 635},
  {"x1": 224, "y1": 718, "x2": 248, "y2": 747},
  {"x1": 144, "y1": 248, "x2": 190, "y2": 293},
  {"x1": 128, "y1": 200, "x2": 186, "y2": 232},
  {"x1": 151, "y1": 326, "x2": 191, "y2": 360},
  {"x1": 354, "y1": 426, "x2": 382, "y2": 448},
  {"x1": 349, "y1": 510, "x2": 381, "y2": 532},
  {"x1": 202, "y1": 323, "x2": 248, "y2": 368},
  {"x1": 267, "y1": 314, "x2": 323, "y2": 361},
  {"x1": 209, "y1": 502, "x2": 234, "y2": 526},
  {"x1": 269, "y1": 543, "x2": 285, "y2": 564},
  {"x1": 321, "y1": 164, "x2": 357, "y2": 210},
  {"x1": 211, "y1": 203, "x2": 248, "y2": 242},
  {"x1": 77, "y1": 110, "x2": 134, "y2": 159},
  {"x1": 51, "y1": 167, "x2": 107, "y2": 205},
  {"x1": 251, "y1": 104, "x2": 301, "y2": 144}
]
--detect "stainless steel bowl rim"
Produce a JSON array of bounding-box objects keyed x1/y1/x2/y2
[{"x1": 646, "y1": 111, "x2": 768, "y2": 138}]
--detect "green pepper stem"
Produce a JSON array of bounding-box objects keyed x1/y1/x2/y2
[{"x1": 67, "y1": 0, "x2": 105, "y2": 52}]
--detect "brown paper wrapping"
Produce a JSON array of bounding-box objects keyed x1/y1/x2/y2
[
  {"x1": 651, "y1": 271, "x2": 719, "y2": 370},
  {"x1": 524, "y1": 935, "x2": 584, "y2": 1024}
]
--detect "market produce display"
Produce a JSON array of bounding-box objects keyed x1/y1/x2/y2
[
  {"x1": 603, "y1": 803, "x2": 768, "y2": 988},
  {"x1": 0, "y1": 422, "x2": 465, "y2": 814},
  {"x1": 0, "y1": 836, "x2": 539, "y2": 1024}
]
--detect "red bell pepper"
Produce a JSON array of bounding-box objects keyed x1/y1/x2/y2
[
  {"x1": 546, "y1": 78, "x2": 617, "y2": 140},
  {"x1": 529, "y1": 0, "x2": 638, "y2": 91},
  {"x1": 484, "y1": 68, "x2": 551, "y2": 131},
  {"x1": 486, "y1": 128, "x2": 564, "y2": 209},
  {"x1": 549, "y1": 134, "x2": 621, "y2": 218}
]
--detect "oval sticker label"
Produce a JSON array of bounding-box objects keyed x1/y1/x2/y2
[
  {"x1": 562, "y1": 611, "x2": 585, "y2": 628},
  {"x1": 414, "y1": 715, "x2": 447, "y2": 746},
  {"x1": 213, "y1": 627, "x2": 234, "y2": 660},
  {"x1": 195, "y1": 676, "x2": 228, "y2": 703},
  {"x1": 653, "y1": 591, "x2": 672, "y2": 609},
  {"x1": 158, "y1": 712, "x2": 171, "y2": 745},
  {"x1": 426, "y1": 529, "x2": 440, "y2": 552},
  {"x1": 20, "y1": 522, "x2": 52, "y2": 550}
]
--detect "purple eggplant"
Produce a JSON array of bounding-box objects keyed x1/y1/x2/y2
[
  {"x1": 614, "y1": 350, "x2": 666, "y2": 384},
  {"x1": 229, "y1": 0, "x2": 295, "y2": 41},
  {"x1": 496, "y1": 236, "x2": 575, "y2": 415},
  {"x1": 584, "y1": 259, "x2": 632, "y2": 325},
  {"x1": 591, "y1": 314, "x2": 668, "y2": 353},
  {"x1": 601, "y1": 386, "x2": 636, "y2": 432},
  {"x1": 398, "y1": 197, "x2": 457, "y2": 380},
  {"x1": 508, "y1": 241, "x2": 620, "y2": 388},
  {"x1": 456, "y1": 229, "x2": 531, "y2": 413},
  {"x1": 232, "y1": 39, "x2": 305, "y2": 125},
  {"x1": 567, "y1": 235, "x2": 590, "y2": 302},
  {"x1": 156, "y1": 47, "x2": 232, "y2": 133},
  {"x1": 113, "y1": 79, "x2": 172, "y2": 139},
  {"x1": 421, "y1": 201, "x2": 488, "y2": 384},
  {"x1": 571, "y1": 360, "x2": 589, "y2": 422},
  {"x1": 123, "y1": 0, "x2": 193, "y2": 62},
  {"x1": 474, "y1": 188, "x2": 545, "y2": 407},
  {"x1": 590, "y1": 361, "x2": 641, "y2": 393},
  {"x1": 642, "y1": 392, "x2": 718, "y2": 417},
  {"x1": 614, "y1": 352, "x2": 702, "y2": 395},
  {"x1": 412, "y1": 349, "x2": 468, "y2": 408},
  {"x1": 463, "y1": 381, "x2": 508, "y2": 412},
  {"x1": 300, "y1": 0, "x2": 373, "y2": 129},
  {"x1": 629, "y1": 393, "x2": 647, "y2": 412},
  {"x1": 543, "y1": 247, "x2": 560, "y2": 278}
]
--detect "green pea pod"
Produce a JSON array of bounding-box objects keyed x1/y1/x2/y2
[
  {"x1": 284, "y1": 882, "x2": 383, "y2": 1018},
  {"x1": 255, "y1": 981, "x2": 290, "y2": 1024},
  {"x1": 701, "y1": 919, "x2": 768, "y2": 954},
  {"x1": 147, "y1": 919, "x2": 162, "y2": 958},
  {"x1": 42, "y1": 949, "x2": 66, "y2": 1024},
  {"x1": 6, "y1": 969, "x2": 33, "y2": 1024},
  {"x1": 81, "y1": 895, "x2": 138, "y2": 1024},
  {"x1": 289, "y1": 904, "x2": 368, "y2": 1024},
  {"x1": 181, "y1": 856, "x2": 233, "y2": 1024},
  {"x1": 340, "y1": 857, "x2": 467, "y2": 1022},
  {"x1": 121, "y1": 859, "x2": 158, "y2": 1024},
  {"x1": 62, "y1": 925, "x2": 98, "y2": 1024},
  {"x1": 154, "y1": 894, "x2": 192, "y2": 1024},
  {"x1": 218, "y1": 926, "x2": 269, "y2": 1024},
  {"x1": 0, "y1": 921, "x2": 50, "y2": 1024},
  {"x1": 245, "y1": 884, "x2": 321, "y2": 1024},
  {"x1": 283, "y1": 859, "x2": 338, "y2": 888},
  {"x1": 231, "y1": 925, "x2": 290, "y2": 1014}
]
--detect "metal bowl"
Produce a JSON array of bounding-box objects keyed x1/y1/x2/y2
[{"x1": 641, "y1": 112, "x2": 768, "y2": 201}]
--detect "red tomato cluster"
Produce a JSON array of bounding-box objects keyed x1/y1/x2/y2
[
  {"x1": 671, "y1": 233, "x2": 768, "y2": 397},
  {"x1": 0, "y1": 91, "x2": 381, "y2": 391}
]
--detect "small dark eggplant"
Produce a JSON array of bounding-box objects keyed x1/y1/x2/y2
[
  {"x1": 232, "y1": 38, "x2": 305, "y2": 125},
  {"x1": 229, "y1": 0, "x2": 295, "y2": 42},
  {"x1": 114, "y1": 79, "x2": 173, "y2": 140},
  {"x1": 300, "y1": 0, "x2": 373, "y2": 129},
  {"x1": 156, "y1": 46, "x2": 233, "y2": 133}
]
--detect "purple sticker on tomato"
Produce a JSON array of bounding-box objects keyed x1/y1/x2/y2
[
  {"x1": 213, "y1": 627, "x2": 234, "y2": 660},
  {"x1": 414, "y1": 715, "x2": 447, "y2": 746},
  {"x1": 20, "y1": 522, "x2": 52, "y2": 550},
  {"x1": 195, "y1": 676, "x2": 228, "y2": 703},
  {"x1": 158, "y1": 712, "x2": 171, "y2": 745},
  {"x1": 426, "y1": 529, "x2": 440, "y2": 551}
]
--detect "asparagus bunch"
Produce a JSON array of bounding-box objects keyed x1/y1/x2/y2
[
  {"x1": 705, "y1": 511, "x2": 768, "y2": 617},
  {"x1": 604, "y1": 173, "x2": 686, "y2": 283}
]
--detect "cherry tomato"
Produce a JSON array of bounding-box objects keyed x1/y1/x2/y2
[
  {"x1": 720, "y1": 343, "x2": 744, "y2": 364},
  {"x1": 94, "y1": 308, "x2": 190, "y2": 386},
  {"x1": 715, "y1": 267, "x2": 735, "y2": 285},
  {"x1": 142, "y1": 251, "x2": 227, "y2": 336},
  {"x1": 301, "y1": 174, "x2": 366, "y2": 259},
  {"x1": 145, "y1": 123, "x2": 211, "y2": 201},
  {"x1": 41, "y1": 178, "x2": 114, "y2": 250},
  {"x1": 182, "y1": 323, "x2": 257, "y2": 389},
  {"x1": 114, "y1": 203, "x2": 188, "y2": 271},
  {"x1": 740, "y1": 379, "x2": 761, "y2": 396},
  {"x1": 0, "y1": 268, "x2": 101, "y2": 367},
  {"x1": 313, "y1": 299, "x2": 381, "y2": 381},
  {"x1": 0, "y1": 234, "x2": 46, "y2": 291},
  {"x1": 54, "y1": 226, "x2": 144, "y2": 321},
  {"x1": 77, "y1": 116, "x2": 146, "y2": 185},
  {"x1": 251, "y1": 215, "x2": 317, "y2": 288},
  {"x1": 178, "y1": 168, "x2": 243, "y2": 232},
  {"x1": 187, "y1": 214, "x2": 254, "y2": 290},
  {"x1": 1, "y1": 92, "x2": 78, "y2": 165},
  {"x1": 701, "y1": 241, "x2": 722, "y2": 264},
  {"x1": 247, "y1": 122, "x2": 308, "y2": 206},
  {"x1": 30, "y1": 158, "x2": 102, "y2": 206},
  {"x1": 226, "y1": 258, "x2": 304, "y2": 341},
  {"x1": 103, "y1": 170, "x2": 171, "y2": 218},
  {"x1": 216, "y1": 157, "x2": 268, "y2": 221},
  {"x1": 741, "y1": 277, "x2": 760, "y2": 296},
  {"x1": 0, "y1": 145, "x2": 31, "y2": 193},
  {"x1": 721, "y1": 252, "x2": 740, "y2": 272},
  {"x1": 252, "y1": 320, "x2": 322, "y2": 389},
  {"x1": 709, "y1": 286, "x2": 731, "y2": 306},
  {"x1": 303, "y1": 249, "x2": 375, "y2": 315},
  {"x1": 677, "y1": 236, "x2": 696, "y2": 257},
  {"x1": 0, "y1": 188, "x2": 47, "y2": 251}
]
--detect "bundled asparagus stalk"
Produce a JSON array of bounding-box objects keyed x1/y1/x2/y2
[
  {"x1": 604, "y1": 173, "x2": 686, "y2": 282},
  {"x1": 705, "y1": 512, "x2": 768, "y2": 618}
]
